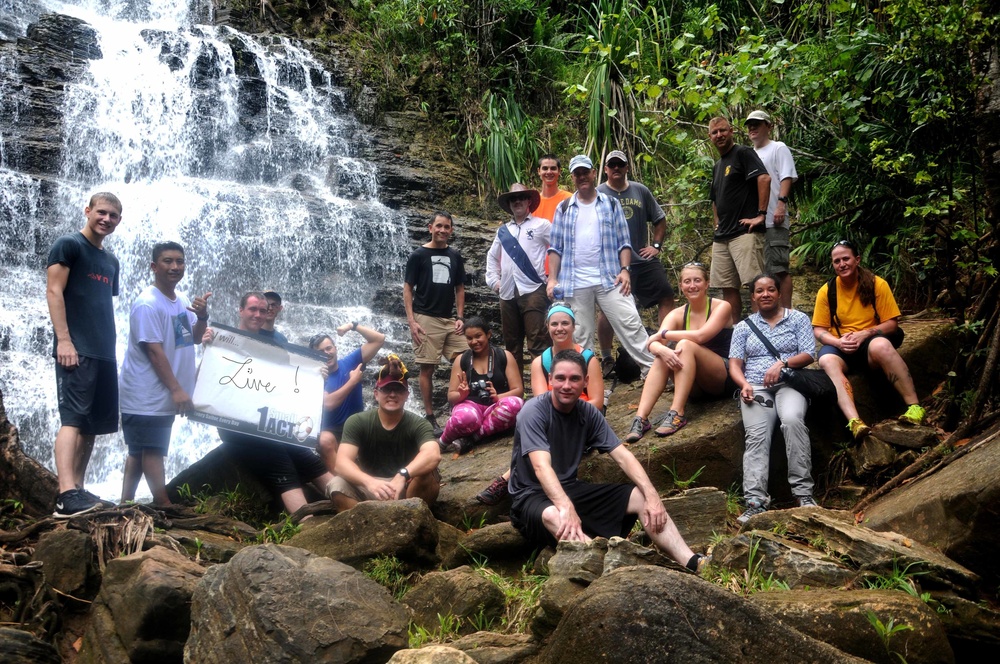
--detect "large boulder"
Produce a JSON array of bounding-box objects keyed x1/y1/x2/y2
[
  {"x1": 289, "y1": 498, "x2": 442, "y2": 570},
  {"x1": 537, "y1": 565, "x2": 867, "y2": 663},
  {"x1": 0, "y1": 390, "x2": 58, "y2": 518},
  {"x1": 448, "y1": 632, "x2": 540, "y2": 664},
  {"x1": 0, "y1": 627, "x2": 61, "y2": 664},
  {"x1": 78, "y1": 545, "x2": 205, "y2": 664},
  {"x1": 862, "y1": 425, "x2": 1000, "y2": 586},
  {"x1": 32, "y1": 528, "x2": 99, "y2": 603},
  {"x1": 735, "y1": 508, "x2": 979, "y2": 595},
  {"x1": 402, "y1": 566, "x2": 504, "y2": 636},
  {"x1": 185, "y1": 544, "x2": 409, "y2": 663},
  {"x1": 750, "y1": 589, "x2": 954, "y2": 664},
  {"x1": 441, "y1": 522, "x2": 533, "y2": 570}
]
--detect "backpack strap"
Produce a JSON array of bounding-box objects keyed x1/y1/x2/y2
[
  {"x1": 743, "y1": 318, "x2": 782, "y2": 362},
  {"x1": 826, "y1": 277, "x2": 842, "y2": 337},
  {"x1": 541, "y1": 347, "x2": 553, "y2": 380}
]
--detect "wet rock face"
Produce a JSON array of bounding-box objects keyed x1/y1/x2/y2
[{"x1": 26, "y1": 13, "x2": 102, "y2": 60}]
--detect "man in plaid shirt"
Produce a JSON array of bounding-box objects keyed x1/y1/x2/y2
[{"x1": 545, "y1": 154, "x2": 653, "y2": 372}]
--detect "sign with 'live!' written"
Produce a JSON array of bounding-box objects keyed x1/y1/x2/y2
[{"x1": 190, "y1": 323, "x2": 325, "y2": 448}]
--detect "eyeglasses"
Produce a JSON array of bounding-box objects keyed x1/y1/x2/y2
[
  {"x1": 606, "y1": 161, "x2": 627, "y2": 169},
  {"x1": 834, "y1": 239, "x2": 857, "y2": 250},
  {"x1": 745, "y1": 121, "x2": 764, "y2": 128},
  {"x1": 683, "y1": 261, "x2": 706, "y2": 269},
  {"x1": 308, "y1": 333, "x2": 330, "y2": 348},
  {"x1": 509, "y1": 195, "x2": 532, "y2": 203},
  {"x1": 752, "y1": 395, "x2": 774, "y2": 408}
]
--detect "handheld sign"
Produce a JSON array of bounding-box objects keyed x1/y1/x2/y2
[{"x1": 190, "y1": 323, "x2": 325, "y2": 448}]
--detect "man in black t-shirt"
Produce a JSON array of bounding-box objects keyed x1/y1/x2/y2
[
  {"x1": 508, "y1": 350, "x2": 706, "y2": 572},
  {"x1": 403, "y1": 211, "x2": 468, "y2": 432},
  {"x1": 46, "y1": 192, "x2": 123, "y2": 518},
  {"x1": 708, "y1": 117, "x2": 771, "y2": 323}
]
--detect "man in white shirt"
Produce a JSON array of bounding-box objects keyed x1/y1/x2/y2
[
  {"x1": 119, "y1": 241, "x2": 210, "y2": 505},
  {"x1": 746, "y1": 110, "x2": 798, "y2": 307},
  {"x1": 486, "y1": 183, "x2": 552, "y2": 372}
]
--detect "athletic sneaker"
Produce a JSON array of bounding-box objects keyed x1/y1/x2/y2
[
  {"x1": 847, "y1": 418, "x2": 871, "y2": 441},
  {"x1": 655, "y1": 410, "x2": 688, "y2": 437},
  {"x1": 737, "y1": 502, "x2": 767, "y2": 525},
  {"x1": 81, "y1": 488, "x2": 114, "y2": 508},
  {"x1": 53, "y1": 489, "x2": 101, "y2": 519},
  {"x1": 796, "y1": 495, "x2": 819, "y2": 508},
  {"x1": 475, "y1": 476, "x2": 509, "y2": 506},
  {"x1": 624, "y1": 416, "x2": 651, "y2": 443},
  {"x1": 601, "y1": 356, "x2": 615, "y2": 379},
  {"x1": 898, "y1": 404, "x2": 926, "y2": 426}
]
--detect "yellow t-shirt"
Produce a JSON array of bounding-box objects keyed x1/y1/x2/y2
[{"x1": 812, "y1": 275, "x2": 901, "y2": 337}]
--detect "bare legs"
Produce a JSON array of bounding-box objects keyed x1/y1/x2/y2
[
  {"x1": 121, "y1": 450, "x2": 171, "y2": 505},
  {"x1": 55, "y1": 426, "x2": 94, "y2": 493},
  {"x1": 636, "y1": 341, "x2": 729, "y2": 420}
]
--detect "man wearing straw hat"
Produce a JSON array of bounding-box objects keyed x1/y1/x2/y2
[{"x1": 486, "y1": 183, "x2": 552, "y2": 373}]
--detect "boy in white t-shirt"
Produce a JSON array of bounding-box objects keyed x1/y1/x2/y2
[
  {"x1": 746, "y1": 110, "x2": 798, "y2": 307},
  {"x1": 119, "y1": 242, "x2": 210, "y2": 505}
]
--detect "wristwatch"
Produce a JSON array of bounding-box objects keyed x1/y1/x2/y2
[
  {"x1": 398, "y1": 468, "x2": 411, "y2": 481},
  {"x1": 351, "y1": 320, "x2": 358, "y2": 331},
  {"x1": 782, "y1": 359, "x2": 789, "y2": 369},
  {"x1": 777, "y1": 196, "x2": 789, "y2": 204},
  {"x1": 652, "y1": 242, "x2": 661, "y2": 250},
  {"x1": 620, "y1": 266, "x2": 631, "y2": 273},
  {"x1": 757, "y1": 209, "x2": 768, "y2": 217}
]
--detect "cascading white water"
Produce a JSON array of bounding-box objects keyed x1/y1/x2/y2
[{"x1": 0, "y1": 0, "x2": 410, "y2": 499}]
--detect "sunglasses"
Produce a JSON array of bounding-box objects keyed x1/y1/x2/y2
[
  {"x1": 606, "y1": 161, "x2": 627, "y2": 169},
  {"x1": 751, "y1": 395, "x2": 774, "y2": 408},
  {"x1": 683, "y1": 261, "x2": 706, "y2": 268},
  {"x1": 509, "y1": 195, "x2": 532, "y2": 203},
  {"x1": 834, "y1": 239, "x2": 858, "y2": 251}
]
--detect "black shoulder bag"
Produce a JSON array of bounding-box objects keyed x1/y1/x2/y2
[{"x1": 743, "y1": 318, "x2": 836, "y2": 402}]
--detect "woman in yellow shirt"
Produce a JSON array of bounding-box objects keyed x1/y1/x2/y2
[{"x1": 811, "y1": 240, "x2": 924, "y2": 440}]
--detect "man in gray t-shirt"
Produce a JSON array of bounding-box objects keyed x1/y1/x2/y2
[{"x1": 508, "y1": 350, "x2": 705, "y2": 571}]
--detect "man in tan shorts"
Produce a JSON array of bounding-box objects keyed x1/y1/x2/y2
[
  {"x1": 403, "y1": 211, "x2": 468, "y2": 433},
  {"x1": 708, "y1": 117, "x2": 771, "y2": 323}
]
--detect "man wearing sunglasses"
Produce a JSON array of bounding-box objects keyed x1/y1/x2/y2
[
  {"x1": 487, "y1": 183, "x2": 552, "y2": 373},
  {"x1": 330, "y1": 357, "x2": 442, "y2": 510},
  {"x1": 596, "y1": 149, "x2": 676, "y2": 375}
]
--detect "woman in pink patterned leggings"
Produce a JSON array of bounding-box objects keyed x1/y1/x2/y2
[{"x1": 439, "y1": 317, "x2": 524, "y2": 454}]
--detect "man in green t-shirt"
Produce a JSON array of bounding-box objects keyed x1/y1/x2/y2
[{"x1": 328, "y1": 357, "x2": 442, "y2": 510}]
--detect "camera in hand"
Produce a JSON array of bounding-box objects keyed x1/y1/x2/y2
[{"x1": 469, "y1": 379, "x2": 491, "y2": 401}]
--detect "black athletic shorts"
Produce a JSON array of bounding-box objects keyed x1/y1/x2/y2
[
  {"x1": 220, "y1": 430, "x2": 328, "y2": 493},
  {"x1": 122, "y1": 414, "x2": 175, "y2": 455},
  {"x1": 510, "y1": 481, "x2": 637, "y2": 548},
  {"x1": 56, "y1": 356, "x2": 119, "y2": 435},
  {"x1": 631, "y1": 259, "x2": 675, "y2": 309}
]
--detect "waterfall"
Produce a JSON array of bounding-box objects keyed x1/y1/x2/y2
[{"x1": 0, "y1": 0, "x2": 410, "y2": 500}]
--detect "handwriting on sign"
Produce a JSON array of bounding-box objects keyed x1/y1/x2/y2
[{"x1": 219, "y1": 357, "x2": 276, "y2": 393}]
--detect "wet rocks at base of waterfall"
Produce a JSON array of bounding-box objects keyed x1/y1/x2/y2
[
  {"x1": 25, "y1": 13, "x2": 102, "y2": 60},
  {"x1": 184, "y1": 544, "x2": 409, "y2": 664},
  {"x1": 32, "y1": 529, "x2": 100, "y2": 605},
  {"x1": 78, "y1": 546, "x2": 205, "y2": 664}
]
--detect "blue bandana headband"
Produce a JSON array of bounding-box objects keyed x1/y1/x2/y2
[{"x1": 547, "y1": 304, "x2": 575, "y2": 322}]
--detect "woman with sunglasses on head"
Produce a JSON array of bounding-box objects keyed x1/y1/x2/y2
[
  {"x1": 812, "y1": 240, "x2": 923, "y2": 441},
  {"x1": 625, "y1": 262, "x2": 733, "y2": 441},
  {"x1": 475, "y1": 303, "x2": 604, "y2": 505},
  {"x1": 439, "y1": 317, "x2": 524, "y2": 454},
  {"x1": 730, "y1": 273, "x2": 818, "y2": 524}
]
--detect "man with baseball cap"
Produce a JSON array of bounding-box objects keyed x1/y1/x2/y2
[
  {"x1": 546, "y1": 154, "x2": 654, "y2": 373},
  {"x1": 745, "y1": 110, "x2": 798, "y2": 308},
  {"x1": 708, "y1": 116, "x2": 771, "y2": 323},
  {"x1": 329, "y1": 355, "x2": 442, "y2": 511},
  {"x1": 596, "y1": 149, "x2": 675, "y2": 375},
  {"x1": 487, "y1": 183, "x2": 552, "y2": 372}
]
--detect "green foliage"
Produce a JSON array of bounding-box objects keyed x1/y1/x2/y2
[
  {"x1": 364, "y1": 555, "x2": 412, "y2": 600},
  {"x1": 705, "y1": 535, "x2": 790, "y2": 597},
  {"x1": 257, "y1": 513, "x2": 302, "y2": 544},
  {"x1": 865, "y1": 609, "x2": 913, "y2": 664},
  {"x1": 466, "y1": 93, "x2": 540, "y2": 193},
  {"x1": 408, "y1": 612, "x2": 462, "y2": 648},
  {"x1": 662, "y1": 461, "x2": 705, "y2": 490},
  {"x1": 475, "y1": 562, "x2": 547, "y2": 633},
  {"x1": 460, "y1": 511, "x2": 489, "y2": 532}
]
